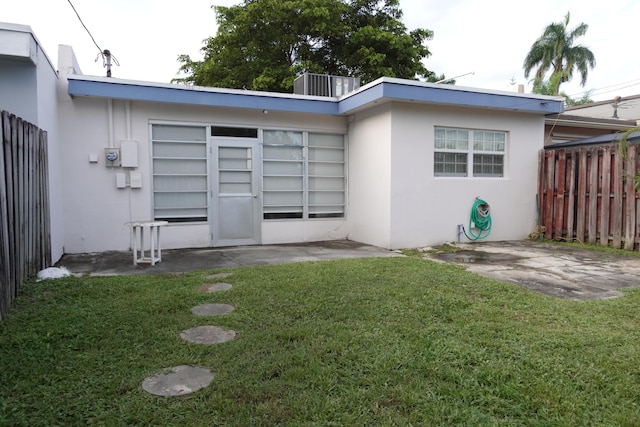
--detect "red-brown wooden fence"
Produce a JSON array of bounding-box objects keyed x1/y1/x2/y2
[
  {"x1": 538, "y1": 143, "x2": 640, "y2": 250},
  {"x1": 0, "y1": 111, "x2": 51, "y2": 320}
]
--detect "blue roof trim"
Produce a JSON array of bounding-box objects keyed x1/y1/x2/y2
[
  {"x1": 68, "y1": 78, "x2": 339, "y2": 115},
  {"x1": 67, "y1": 76, "x2": 564, "y2": 116},
  {"x1": 338, "y1": 79, "x2": 564, "y2": 115},
  {"x1": 337, "y1": 83, "x2": 385, "y2": 114}
]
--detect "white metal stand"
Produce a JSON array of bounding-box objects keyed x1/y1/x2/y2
[{"x1": 128, "y1": 221, "x2": 169, "y2": 266}]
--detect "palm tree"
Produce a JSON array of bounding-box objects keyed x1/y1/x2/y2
[{"x1": 523, "y1": 11, "x2": 595, "y2": 95}]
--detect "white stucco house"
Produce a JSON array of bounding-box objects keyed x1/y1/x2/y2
[{"x1": 1, "y1": 23, "x2": 565, "y2": 261}]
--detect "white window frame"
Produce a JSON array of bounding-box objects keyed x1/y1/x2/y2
[
  {"x1": 150, "y1": 123, "x2": 209, "y2": 223},
  {"x1": 262, "y1": 130, "x2": 346, "y2": 220},
  {"x1": 434, "y1": 127, "x2": 507, "y2": 178}
]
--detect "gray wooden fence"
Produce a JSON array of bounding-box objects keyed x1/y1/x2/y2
[{"x1": 0, "y1": 111, "x2": 51, "y2": 320}]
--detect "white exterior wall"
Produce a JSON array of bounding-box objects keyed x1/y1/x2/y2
[
  {"x1": 58, "y1": 93, "x2": 348, "y2": 253},
  {"x1": 0, "y1": 25, "x2": 64, "y2": 262},
  {"x1": 346, "y1": 103, "x2": 393, "y2": 248},
  {"x1": 38, "y1": 45, "x2": 64, "y2": 263},
  {"x1": 388, "y1": 103, "x2": 544, "y2": 249}
]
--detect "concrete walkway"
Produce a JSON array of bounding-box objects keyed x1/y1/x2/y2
[
  {"x1": 56, "y1": 239, "x2": 640, "y2": 300},
  {"x1": 57, "y1": 240, "x2": 401, "y2": 276},
  {"x1": 427, "y1": 240, "x2": 640, "y2": 300}
]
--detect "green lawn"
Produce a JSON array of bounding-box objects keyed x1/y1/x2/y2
[{"x1": 1, "y1": 256, "x2": 640, "y2": 426}]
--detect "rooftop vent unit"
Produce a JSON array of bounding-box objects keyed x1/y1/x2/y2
[{"x1": 294, "y1": 73, "x2": 360, "y2": 97}]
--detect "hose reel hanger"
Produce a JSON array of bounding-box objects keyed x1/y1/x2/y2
[{"x1": 461, "y1": 197, "x2": 492, "y2": 241}]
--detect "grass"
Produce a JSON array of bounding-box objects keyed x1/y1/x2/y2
[{"x1": 2, "y1": 257, "x2": 640, "y2": 426}]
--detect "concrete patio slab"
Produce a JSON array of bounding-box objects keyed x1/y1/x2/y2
[{"x1": 428, "y1": 240, "x2": 640, "y2": 300}]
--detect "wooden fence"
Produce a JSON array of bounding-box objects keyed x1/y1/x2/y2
[
  {"x1": 0, "y1": 111, "x2": 51, "y2": 320},
  {"x1": 538, "y1": 142, "x2": 640, "y2": 250}
]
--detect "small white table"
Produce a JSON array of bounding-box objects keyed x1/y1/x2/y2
[{"x1": 128, "y1": 221, "x2": 168, "y2": 266}]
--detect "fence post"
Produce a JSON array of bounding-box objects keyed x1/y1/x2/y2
[
  {"x1": 543, "y1": 150, "x2": 555, "y2": 240},
  {"x1": 587, "y1": 148, "x2": 599, "y2": 244},
  {"x1": 624, "y1": 144, "x2": 637, "y2": 250},
  {"x1": 600, "y1": 146, "x2": 612, "y2": 247},
  {"x1": 612, "y1": 145, "x2": 623, "y2": 248}
]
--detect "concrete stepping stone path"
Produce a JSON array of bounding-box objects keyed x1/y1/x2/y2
[
  {"x1": 206, "y1": 272, "x2": 233, "y2": 279},
  {"x1": 143, "y1": 274, "x2": 234, "y2": 397},
  {"x1": 191, "y1": 303, "x2": 234, "y2": 316},
  {"x1": 198, "y1": 282, "x2": 233, "y2": 293},
  {"x1": 142, "y1": 365, "x2": 214, "y2": 396},
  {"x1": 180, "y1": 325, "x2": 236, "y2": 344}
]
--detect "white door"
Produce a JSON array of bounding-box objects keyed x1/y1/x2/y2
[{"x1": 212, "y1": 140, "x2": 261, "y2": 246}]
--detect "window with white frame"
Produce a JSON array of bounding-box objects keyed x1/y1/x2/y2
[
  {"x1": 434, "y1": 127, "x2": 506, "y2": 177},
  {"x1": 151, "y1": 124, "x2": 208, "y2": 222},
  {"x1": 262, "y1": 130, "x2": 345, "y2": 219}
]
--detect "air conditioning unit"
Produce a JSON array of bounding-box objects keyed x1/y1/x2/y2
[{"x1": 294, "y1": 73, "x2": 360, "y2": 97}]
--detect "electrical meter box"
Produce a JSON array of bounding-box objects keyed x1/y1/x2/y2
[{"x1": 104, "y1": 147, "x2": 120, "y2": 167}]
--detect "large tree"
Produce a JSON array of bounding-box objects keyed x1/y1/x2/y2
[
  {"x1": 176, "y1": 0, "x2": 438, "y2": 92},
  {"x1": 523, "y1": 11, "x2": 595, "y2": 96}
]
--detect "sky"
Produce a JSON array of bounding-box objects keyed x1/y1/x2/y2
[{"x1": 3, "y1": 0, "x2": 640, "y2": 102}]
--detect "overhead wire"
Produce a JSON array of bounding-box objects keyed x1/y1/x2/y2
[
  {"x1": 567, "y1": 78, "x2": 640, "y2": 99},
  {"x1": 66, "y1": 0, "x2": 102, "y2": 53},
  {"x1": 66, "y1": 0, "x2": 119, "y2": 75}
]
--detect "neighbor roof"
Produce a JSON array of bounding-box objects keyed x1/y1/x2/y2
[
  {"x1": 547, "y1": 130, "x2": 640, "y2": 149},
  {"x1": 67, "y1": 75, "x2": 564, "y2": 116}
]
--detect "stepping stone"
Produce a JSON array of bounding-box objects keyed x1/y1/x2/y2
[
  {"x1": 142, "y1": 365, "x2": 213, "y2": 396},
  {"x1": 198, "y1": 282, "x2": 232, "y2": 293},
  {"x1": 180, "y1": 325, "x2": 236, "y2": 344},
  {"x1": 206, "y1": 272, "x2": 232, "y2": 279},
  {"x1": 191, "y1": 303, "x2": 234, "y2": 316}
]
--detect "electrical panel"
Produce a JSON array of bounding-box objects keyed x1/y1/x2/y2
[
  {"x1": 115, "y1": 173, "x2": 126, "y2": 188},
  {"x1": 120, "y1": 140, "x2": 138, "y2": 168},
  {"x1": 130, "y1": 171, "x2": 142, "y2": 188}
]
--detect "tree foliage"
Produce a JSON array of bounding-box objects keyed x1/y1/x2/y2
[
  {"x1": 533, "y1": 73, "x2": 593, "y2": 106},
  {"x1": 176, "y1": 0, "x2": 438, "y2": 92},
  {"x1": 523, "y1": 11, "x2": 595, "y2": 96}
]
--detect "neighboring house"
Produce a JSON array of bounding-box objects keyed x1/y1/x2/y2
[
  {"x1": 543, "y1": 94, "x2": 640, "y2": 146},
  {"x1": 565, "y1": 94, "x2": 640, "y2": 121},
  {"x1": 544, "y1": 114, "x2": 637, "y2": 146},
  {"x1": 2, "y1": 23, "x2": 566, "y2": 258}
]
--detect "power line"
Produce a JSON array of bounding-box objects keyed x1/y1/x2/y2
[
  {"x1": 66, "y1": 0, "x2": 102, "y2": 53},
  {"x1": 568, "y1": 78, "x2": 640, "y2": 98},
  {"x1": 66, "y1": 0, "x2": 119, "y2": 77}
]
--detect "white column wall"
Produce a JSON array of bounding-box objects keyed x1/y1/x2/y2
[
  {"x1": 388, "y1": 103, "x2": 544, "y2": 249},
  {"x1": 58, "y1": 96, "x2": 348, "y2": 253},
  {"x1": 37, "y1": 45, "x2": 64, "y2": 262},
  {"x1": 346, "y1": 104, "x2": 393, "y2": 248}
]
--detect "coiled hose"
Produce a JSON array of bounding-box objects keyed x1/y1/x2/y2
[{"x1": 462, "y1": 198, "x2": 492, "y2": 240}]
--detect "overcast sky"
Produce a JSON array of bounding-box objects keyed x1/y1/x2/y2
[{"x1": 4, "y1": 0, "x2": 640, "y2": 102}]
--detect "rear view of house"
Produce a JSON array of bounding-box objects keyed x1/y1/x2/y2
[{"x1": 1, "y1": 23, "x2": 565, "y2": 260}]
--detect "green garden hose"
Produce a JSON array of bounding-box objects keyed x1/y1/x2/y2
[{"x1": 462, "y1": 198, "x2": 492, "y2": 240}]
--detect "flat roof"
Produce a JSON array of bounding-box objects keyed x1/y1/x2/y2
[
  {"x1": 67, "y1": 74, "x2": 565, "y2": 116},
  {"x1": 547, "y1": 130, "x2": 640, "y2": 149}
]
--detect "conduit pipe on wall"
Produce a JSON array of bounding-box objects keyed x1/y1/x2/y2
[
  {"x1": 107, "y1": 99, "x2": 114, "y2": 147},
  {"x1": 125, "y1": 100, "x2": 132, "y2": 140}
]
